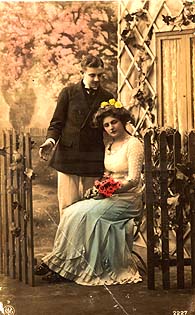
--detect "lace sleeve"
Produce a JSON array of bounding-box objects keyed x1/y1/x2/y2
[{"x1": 126, "y1": 137, "x2": 144, "y2": 185}]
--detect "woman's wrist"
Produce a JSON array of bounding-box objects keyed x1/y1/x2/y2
[{"x1": 116, "y1": 179, "x2": 135, "y2": 193}]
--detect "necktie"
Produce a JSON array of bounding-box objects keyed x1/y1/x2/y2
[{"x1": 85, "y1": 88, "x2": 96, "y2": 95}]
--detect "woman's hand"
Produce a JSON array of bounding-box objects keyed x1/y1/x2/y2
[
  {"x1": 103, "y1": 171, "x2": 111, "y2": 178},
  {"x1": 114, "y1": 178, "x2": 138, "y2": 194},
  {"x1": 84, "y1": 187, "x2": 99, "y2": 199}
]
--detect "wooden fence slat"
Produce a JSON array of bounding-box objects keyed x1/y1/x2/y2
[
  {"x1": 160, "y1": 131, "x2": 170, "y2": 289},
  {"x1": 2, "y1": 131, "x2": 9, "y2": 276},
  {"x1": 25, "y1": 133, "x2": 34, "y2": 286},
  {"x1": 14, "y1": 131, "x2": 22, "y2": 281},
  {"x1": 7, "y1": 131, "x2": 16, "y2": 279},
  {"x1": 0, "y1": 132, "x2": 4, "y2": 273},
  {"x1": 174, "y1": 131, "x2": 184, "y2": 289},
  {"x1": 12, "y1": 130, "x2": 22, "y2": 281},
  {"x1": 144, "y1": 131, "x2": 155, "y2": 289},
  {"x1": 0, "y1": 161, "x2": 2, "y2": 273},
  {"x1": 189, "y1": 131, "x2": 195, "y2": 287},
  {"x1": 20, "y1": 133, "x2": 28, "y2": 284}
]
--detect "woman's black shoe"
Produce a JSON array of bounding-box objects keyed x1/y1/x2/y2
[
  {"x1": 42, "y1": 271, "x2": 66, "y2": 283},
  {"x1": 34, "y1": 262, "x2": 50, "y2": 276}
]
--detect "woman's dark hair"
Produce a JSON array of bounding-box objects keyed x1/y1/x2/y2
[
  {"x1": 93, "y1": 105, "x2": 132, "y2": 129},
  {"x1": 81, "y1": 54, "x2": 104, "y2": 70}
]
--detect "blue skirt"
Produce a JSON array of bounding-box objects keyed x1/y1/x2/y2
[{"x1": 43, "y1": 193, "x2": 142, "y2": 285}]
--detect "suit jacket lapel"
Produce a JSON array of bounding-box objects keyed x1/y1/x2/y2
[
  {"x1": 80, "y1": 87, "x2": 105, "y2": 129},
  {"x1": 74, "y1": 81, "x2": 90, "y2": 113}
]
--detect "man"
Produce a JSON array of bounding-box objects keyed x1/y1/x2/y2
[{"x1": 39, "y1": 54, "x2": 114, "y2": 216}]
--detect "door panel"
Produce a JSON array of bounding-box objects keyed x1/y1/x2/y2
[{"x1": 156, "y1": 30, "x2": 194, "y2": 133}]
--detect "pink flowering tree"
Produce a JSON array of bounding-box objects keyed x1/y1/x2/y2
[{"x1": 0, "y1": 1, "x2": 117, "y2": 129}]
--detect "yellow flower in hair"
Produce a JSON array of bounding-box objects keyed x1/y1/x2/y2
[
  {"x1": 100, "y1": 101, "x2": 109, "y2": 108},
  {"x1": 100, "y1": 99, "x2": 124, "y2": 109},
  {"x1": 109, "y1": 98, "x2": 116, "y2": 105},
  {"x1": 114, "y1": 101, "x2": 123, "y2": 108}
]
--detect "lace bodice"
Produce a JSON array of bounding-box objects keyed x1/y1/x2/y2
[{"x1": 104, "y1": 136, "x2": 144, "y2": 187}]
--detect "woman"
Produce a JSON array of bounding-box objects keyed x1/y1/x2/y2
[{"x1": 35, "y1": 100, "x2": 144, "y2": 286}]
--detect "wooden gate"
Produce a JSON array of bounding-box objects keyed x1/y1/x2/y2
[
  {"x1": 144, "y1": 129, "x2": 195, "y2": 289},
  {"x1": 0, "y1": 129, "x2": 34, "y2": 285}
]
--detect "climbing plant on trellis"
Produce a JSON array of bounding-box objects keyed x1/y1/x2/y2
[{"x1": 118, "y1": 0, "x2": 157, "y2": 136}]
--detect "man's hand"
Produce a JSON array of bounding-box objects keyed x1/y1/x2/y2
[{"x1": 39, "y1": 139, "x2": 55, "y2": 161}]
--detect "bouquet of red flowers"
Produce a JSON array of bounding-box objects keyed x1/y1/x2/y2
[{"x1": 94, "y1": 176, "x2": 121, "y2": 198}]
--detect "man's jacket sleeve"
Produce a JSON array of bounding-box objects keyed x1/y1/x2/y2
[{"x1": 46, "y1": 88, "x2": 69, "y2": 142}]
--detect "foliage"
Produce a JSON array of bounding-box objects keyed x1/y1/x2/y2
[
  {"x1": 0, "y1": 1, "x2": 118, "y2": 129},
  {"x1": 121, "y1": 1, "x2": 150, "y2": 46},
  {"x1": 162, "y1": 1, "x2": 195, "y2": 28},
  {"x1": 120, "y1": 1, "x2": 155, "y2": 137}
]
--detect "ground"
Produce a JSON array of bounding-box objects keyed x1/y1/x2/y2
[
  {"x1": 33, "y1": 181, "x2": 59, "y2": 261},
  {"x1": 0, "y1": 272, "x2": 194, "y2": 315}
]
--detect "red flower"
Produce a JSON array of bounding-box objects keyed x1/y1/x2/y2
[{"x1": 94, "y1": 177, "x2": 121, "y2": 198}]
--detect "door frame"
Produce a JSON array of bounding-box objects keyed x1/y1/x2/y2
[{"x1": 156, "y1": 29, "x2": 195, "y2": 130}]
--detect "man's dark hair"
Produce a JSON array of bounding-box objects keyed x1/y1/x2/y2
[{"x1": 81, "y1": 54, "x2": 104, "y2": 70}]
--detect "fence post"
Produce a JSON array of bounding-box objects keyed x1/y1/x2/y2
[
  {"x1": 174, "y1": 131, "x2": 185, "y2": 288},
  {"x1": 1, "y1": 131, "x2": 9, "y2": 276},
  {"x1": 7, "y1": 130, "x2": 16, "y2": 279},
  {"x1": 24, "y1": 133, "x2": 34, "y2": 286},
  {"x1": 12, "y1": 130, "x2": 22, "y2": 281},
  {"x1": 20, "y1": 133, "x2": 29, "y2": 284},
  {"x1": 0, "y1": 131, "x2": 4, "y2": 274},
  {"x1": 160, "y1": 131, "x2": 170, "y2": 289},
  {"x1": 144, "y1": 131, "x2": 155, "y2": 289},
  {"x1": 188, "y1": 130, "x2": 195, "y2": 288}
]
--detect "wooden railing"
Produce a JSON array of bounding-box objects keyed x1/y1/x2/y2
[
  {"x1": 144, "y1": 130, "x2": 195, "y2": 289},
  {"x1": 0, "y1": 129, "x2": 34, "y2": 285}
]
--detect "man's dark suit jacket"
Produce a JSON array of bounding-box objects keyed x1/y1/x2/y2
[{"x1": 47, "y1": 81, "x2": 114, "y2": 176}]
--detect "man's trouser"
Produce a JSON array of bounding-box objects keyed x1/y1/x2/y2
[{"x1": 57, "y1": 172, "x2": 96, "y2": 217}]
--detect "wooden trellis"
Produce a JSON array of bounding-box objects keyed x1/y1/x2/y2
[
  {"x1": 118, "y1": 0, "x2": 160, "y2": 118},
  {"x1": 118, "y1": 0, "x2": 193, "y2": 134},
  {"x1": 0, "y1": 129, "x2": 34, "y2": 286},
  {"x1": 118, "y1": 0, "x2": 158, "y2": 95}
]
